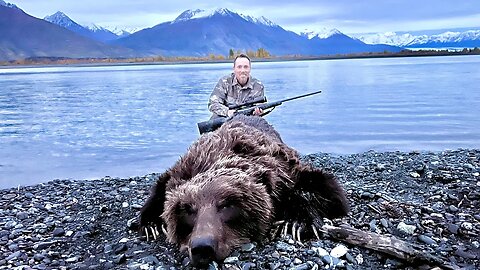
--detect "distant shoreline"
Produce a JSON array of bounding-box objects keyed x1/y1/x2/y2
[{"x1": 1, "y1": 49, "x2": 479, "y2": 68}]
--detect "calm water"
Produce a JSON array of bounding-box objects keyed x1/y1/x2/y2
[{"x1": 1, "y1": 56, "x2": 479, "y2": 188}]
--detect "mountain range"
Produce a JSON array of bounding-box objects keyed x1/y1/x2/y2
[
  {"x1": 112, "y1": 8, "x2": 400, "y2": 57},
  {"x1": 355, "y1": 30, "x2": 480, "y2": 48},
  {"x1": 44, "y1": 11, "x2": 119, "y2": 43},
  {"x1": 1, "y1": 1, "x2": 479, "y2": 61}
]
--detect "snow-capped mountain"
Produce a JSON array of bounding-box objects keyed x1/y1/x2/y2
[
  {"x1": 0, "y1": 5, "x2": 137, "y2": 61},
  {"x1": 114, "y1": 8, "x2": 399, "y2": 56},
  {"x1": 102, "y1": 26, "x2": 140, "y2": 38},
  {"x1": 300, "y1": 28, "x2": 342, "y2": 39},
  {"x1": 353, "y1": 32, "x2": 416, "y2": 47},
  {"x1": 0, "y1": 0, "x2": 20, "y2": 10},
  {"x1": 356, "y1": 30, "x2": 480, "y2": 48},
  {"x1": 44, "y1": 11, "x2": 118, "y2": 42},
  {"x1": 173, "y1": 8, "x2": 278, "y2": 27},
  {"x1": 44, "y1": 11, "x2": 78, "y2": 28}
]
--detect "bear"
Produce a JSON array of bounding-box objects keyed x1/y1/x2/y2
[{"x1": 139, "y1": 115, "x2": 349, "y2": 267}]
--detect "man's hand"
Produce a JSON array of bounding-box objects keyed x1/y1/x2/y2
[
  {"x1": 227, "y1": 109, "x2": 236, "y2": 117},
  {"x1": 253, "y1": 107, "x2": 263, "y2": 116}
]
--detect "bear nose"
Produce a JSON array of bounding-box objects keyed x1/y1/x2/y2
[{"x1": 190, "y1": 237, "x2": 216, "y2": 267}]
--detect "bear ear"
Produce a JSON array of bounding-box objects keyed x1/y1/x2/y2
[
  {"x1": 139, "y1": 171, "x2": 170, "y2": 229},
  {"x1": 295, "y1": 165, "x2": 349, "y2": 219}
]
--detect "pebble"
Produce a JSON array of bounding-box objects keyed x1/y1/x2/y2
[
  {"x1": 224, "y1": 256, "x2": 239, "y2": 264},
  {"x1": 380, "y1": 218, "x2": 389, "y2": 228},
  {"x1": 241, "y1": 243, "x2": 255, "y2": 252},
  {"x1": 410, "y1": 172, "x2": 420, "y2": 178},
  {"x1": 455, "y1": 249, "x2": 477, "y2": 260},
  {"x1": 330, "y1": 244, "x2": 348, "y2": 258},
  {"x1": 396, "y1": 222, "x2": 416, "y2": 235},
  {"x1": 52, "y1": 227, "x2": 65, "y2": 237},
  {"x1": 461, "y1": 222, "x2": 473, "y2": 230},
  {"x1": 418, "y1": 235, "x2": 437, "y2": 246},
  {"x1": 312, "y1": 247, "x2": 329, "y2": 257},
  {"x1": 447, "y1": 224, "x2": 459, "y2": 234}
]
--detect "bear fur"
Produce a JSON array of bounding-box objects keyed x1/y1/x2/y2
[{"x1": 140, "y1": 115, "x2": 349, "y2": 267}]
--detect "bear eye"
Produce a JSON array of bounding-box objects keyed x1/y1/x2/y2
[
  {"x1": 177, "y1": 203, "x2": 196, "y2": 216},
  {"x1": 217, "y1": 198, "x2": 242, "y2": 223},
  {"x1": 218, "y1": 198, "x2": 237, "y2": 210}
]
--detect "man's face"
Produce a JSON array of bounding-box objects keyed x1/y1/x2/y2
[{"x1": 233, "y1": 57, "x2": 251, "y2": 86}]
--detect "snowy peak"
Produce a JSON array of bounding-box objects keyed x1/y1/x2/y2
[
  {"x1": 103, "y1": 26, "x2": 139, "y2": 37},
  {"x1": 44, "y1": 11, "x2": 79, "y2": 28},
  {"x1": 0, "y1": 0, "x2": 21, "y2": 10},
  {"x1": 354, "y1": 32, "x2": 416, "y2": 46},
  {"x1": 173, "y1": 9, "x2": 204, "y2": 22},
  {"x1": 241, "y1": 15, "x2": 278, "y2": 27},
  {"x1": 301, "y1": 28, "x2": 342, "y2": 39},
  {"x1": 43, "y1": 11, "x2": 119, "y2": 42},
  {"x1": 173, "y1": 8, "x2": 278, "y2": 27},
  {"x1": 173, "y1": 8, "x2": 234, "y2": 22},
  {"x1": 83, "y1": 23, "x2": 116, "y2": 34},
  {"x1": 84, "y1": 23, "x2": 104, "y2": 32},
  {"x1": 426, "y1": 30, "x2": 480, "y2": 43},
  {"x1": 356, "y1": 30, "x2": 480, "y2": 47}
]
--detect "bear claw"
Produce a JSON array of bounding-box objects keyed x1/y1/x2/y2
[
  {"x1": 311, "y1": 224, "x2": 320, "y2": 240},
  {"x1": 277, "y1": 221, "x2": 309, "y2": 243},
  {"x1": 144, "y1": 225, "x2": 161, "y2": 241}
]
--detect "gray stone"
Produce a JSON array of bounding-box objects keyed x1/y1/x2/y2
[
  {"x1": 52, "y1": 227, "x2": 65, "y2": 237},
  {"x1": 418, "y1": 234, "x2": 437, "y2": 246}
]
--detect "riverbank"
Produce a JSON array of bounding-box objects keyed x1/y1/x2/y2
[{"x1": 1, "y1": 149, "x2": 478, "y2": 269}]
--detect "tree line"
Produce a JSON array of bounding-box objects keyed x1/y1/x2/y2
[{"x1": 1, "y1": 47, "x2": 478, "y2": 66}]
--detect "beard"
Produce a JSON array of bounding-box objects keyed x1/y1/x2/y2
[{"x1": 237, "y1": 74, "x2": 249, "y2": 86}]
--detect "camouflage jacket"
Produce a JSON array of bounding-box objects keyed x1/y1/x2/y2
[{"x1": 208, "y1": 73, "x2": 265, "y2": 118}]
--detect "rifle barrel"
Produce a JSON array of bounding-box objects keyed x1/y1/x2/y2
[{"x1": 275, "y1": 90, "x2": 322, "y2": 104}]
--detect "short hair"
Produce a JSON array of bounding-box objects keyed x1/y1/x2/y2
[{"x1": 233, "y1": 53, "x2": 251, "y2": 67}]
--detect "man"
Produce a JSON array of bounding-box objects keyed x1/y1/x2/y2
[{"x1": 208, "y1": 54, "x2": 264, "y2": 119}]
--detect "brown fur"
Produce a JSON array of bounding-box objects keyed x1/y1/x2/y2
[{"x1": 140, "y1": 115, "x2": 349, "y2": 267}]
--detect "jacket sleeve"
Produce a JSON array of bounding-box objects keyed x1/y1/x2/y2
[{"x1": 208, "y1": 78, "x2": 229, "y2": 117}]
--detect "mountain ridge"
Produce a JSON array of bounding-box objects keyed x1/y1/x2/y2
[
  {"x1": 112, "y1": 8, "x2": 400, "y2": 56},
  {"x1": 355, "y1": 30, "x2": 480, "y2": 48},
  {"x1": 0, "y1": 5, "x2": 137, "y2": 61},
  {"x1": 44, "y1": 11, "x2": 119, "y2": 42}
]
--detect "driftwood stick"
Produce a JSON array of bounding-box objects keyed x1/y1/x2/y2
[{"x1": 321, "y1": 224, "x2": 458, "y2": 270}]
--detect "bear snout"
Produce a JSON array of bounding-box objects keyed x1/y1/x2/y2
[{"x1": 190, "y1": 236, "x2": 217, "y2": 267}]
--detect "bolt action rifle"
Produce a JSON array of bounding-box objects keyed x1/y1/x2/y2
[{"x1": 197, "y1": 90, "x2": 322, "y2": 134}]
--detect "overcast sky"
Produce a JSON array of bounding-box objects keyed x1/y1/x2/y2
[{"x1": 7, "y1": 0, "x2": 480, "y2": 34}]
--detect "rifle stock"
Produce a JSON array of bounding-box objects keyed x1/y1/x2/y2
[
  {"x1": 197, "y1": 90, "x2": 322, "y2": 134},
  {"x1": 197, "y1": 117, "x2": 229, "y2": 134}
]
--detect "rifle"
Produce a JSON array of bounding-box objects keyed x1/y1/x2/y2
[
  {"x1": 228, "y1": 96, "x2": 267, "y2": 110},
  {"x1": 197, "y1": 90, "x2": 322, "y2": 134}
]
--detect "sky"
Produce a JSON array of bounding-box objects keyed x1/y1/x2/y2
[{"x1": 5, "y1": 0, "x2": 480, "y2": 34}]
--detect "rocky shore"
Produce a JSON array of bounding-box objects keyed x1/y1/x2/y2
[{"x1": 1, "y1": 149, "x2": 479, "y2": 269}]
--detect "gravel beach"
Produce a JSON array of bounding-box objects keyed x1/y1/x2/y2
[{"x1": 1, "y1": 149, "x2": 479, "y2": 269}]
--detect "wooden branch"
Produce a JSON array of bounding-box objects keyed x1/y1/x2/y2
[{"x1": 321, "y1": 224, "x2": 458, "y2": 270}]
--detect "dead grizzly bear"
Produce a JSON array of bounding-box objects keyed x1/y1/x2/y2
[{"x1": 140, "y1": 115, "x2": 349, "y2": 267}]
